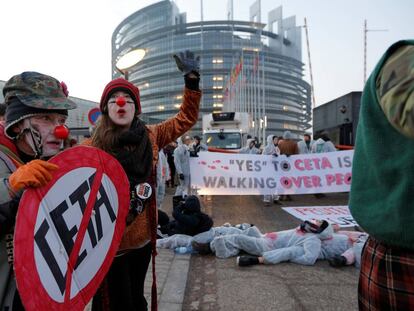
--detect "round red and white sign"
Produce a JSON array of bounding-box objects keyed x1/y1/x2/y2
[
  {"x1": 88, "y1": 107, "x2": 101, "y2": 126},
  {"x1": 14, "y1": 146, "x2": 130, "y2": 311}
]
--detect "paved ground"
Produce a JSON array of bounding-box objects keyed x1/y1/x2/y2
[
  {"x1": 144, "y1": 249, "x2": 190, "y2": 311},
  {"x1": 146, "y1": 190, "x2": 359, "y2": 311}
]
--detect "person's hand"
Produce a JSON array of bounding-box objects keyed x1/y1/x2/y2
[
  {"x1": 179, "y1": 174, "x2": 185, "y2": 180},
  {"x1": 173, "y1": 50, "x2": 200, "y2": 76},
  {"x1": 9, "y1": 160, "x2": 59, "y2": 192}
]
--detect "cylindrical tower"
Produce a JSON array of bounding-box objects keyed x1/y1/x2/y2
[{"x1": 112, "y1": 0, "x2": 311, "y2": 139}]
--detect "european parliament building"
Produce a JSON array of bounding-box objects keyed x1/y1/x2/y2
[{"x1": 112, "y1": 0, "x2": 311, "y2": 139}]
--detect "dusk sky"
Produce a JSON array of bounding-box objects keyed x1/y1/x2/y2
[{"x1": 1, "y1": 0, "x2": 413, "y2": 106}]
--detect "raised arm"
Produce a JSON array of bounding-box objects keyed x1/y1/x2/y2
[{"x1": 149, "y1": 51, "x2": 202, "y2": 148}]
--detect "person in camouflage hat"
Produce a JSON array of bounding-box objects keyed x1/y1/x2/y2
[
  {"x1": 3, "y1": 71, "x2": 76, "y2": 157},
  {"x1": 0, "y1": 71, "x2": 76, "y2": 310}
]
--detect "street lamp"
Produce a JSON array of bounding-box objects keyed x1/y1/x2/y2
[{"x1": 115, "y1": 48, "x2": 146, "y2": 81}]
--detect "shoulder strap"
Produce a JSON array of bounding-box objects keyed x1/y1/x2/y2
[{"x1": 0, "y1": 146, "x2": 22, "y2": 172}]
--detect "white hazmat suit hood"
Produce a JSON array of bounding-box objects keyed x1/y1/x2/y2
[
  {"x1": 263, "y1": 135, "x2": 278, "y2": 155},
  {"x1": 283, "y1": 131, "x2": 293, "y2": 140}
]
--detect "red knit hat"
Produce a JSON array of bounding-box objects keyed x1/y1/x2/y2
[{"x1": 100, "y1": 78, "x2": 141, "y2": 114}]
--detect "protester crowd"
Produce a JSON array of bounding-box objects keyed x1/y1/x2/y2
[{"x1": 1, "y1": 40, "x2": 414, "y2": 311}]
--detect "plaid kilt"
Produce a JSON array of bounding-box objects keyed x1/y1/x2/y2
[{"x1": 359, "y1": 237, "x2": 414, "y2": 310}]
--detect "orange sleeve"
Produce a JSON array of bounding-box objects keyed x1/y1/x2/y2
[
  {"x1": 148, "y1": 88, "x2": 201, "y2": 149},
  {"x1": 81, "y1": 138, "x2": 92, "y2": 146}
]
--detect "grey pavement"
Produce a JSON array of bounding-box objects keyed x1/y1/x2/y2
[
  {"x1": 144, "y1": 186, "x2": 192, "y2": 311},
  {"x1": 145, "y1": 249, "x2": 191, "y2": 311}
]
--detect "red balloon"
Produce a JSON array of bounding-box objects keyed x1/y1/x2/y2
[
  {"x1": 116, "y1": 96, "x2": 126, "y2": 107},
  {"x1": 54, "y1": 125, "x2": 69, "y2": 140}
]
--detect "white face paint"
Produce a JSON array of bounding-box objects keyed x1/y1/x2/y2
[
  {"x1": 16, "y1": 113, "x2": 67, "y2": 158},
  {"x1": 107, "y1": 91, "x2": 136, "y2": 129}
]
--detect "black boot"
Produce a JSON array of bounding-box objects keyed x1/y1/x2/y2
[
  {"x1": 273, "y1": 198, "x2": 282, "y2": 205},
  {"x1": 237, "y1": 255, "x2": 260, "y2": 267},
  {"x1": 328, "y1": 255, "x2": 347, "y2": 267},
  {"x1": 191, "y1": 241, "x2": 212, "y2": 255}
]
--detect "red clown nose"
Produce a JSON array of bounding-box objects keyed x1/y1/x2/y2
[
  {"x1": 116, "y1": 96, "x2": 126, "y2": 107},
  {"x1": 54, "y1": 125, "x2": 69, "y2": 140}
]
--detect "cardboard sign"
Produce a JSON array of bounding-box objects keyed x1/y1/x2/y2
[
  {"x1": 190, "y1": 150, "x2": 353, "y2": 195},
  {"x1": 282, "y1": 205, "x2": 358, "y2": 227},
  {"x1": 14, "y1": 146, "x2": 130, "y2": 311}
]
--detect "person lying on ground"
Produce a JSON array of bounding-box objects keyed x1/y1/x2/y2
[
  {"x1": 156, "y1": 223, "x2": 256, "y2": 250},
  {"x1": 162, "y1": 220, "x2": 332, "y2": 266},
  {"x1": 207, "y1": 220, "x2": 333, "y2": 265},
  {"x1": 237, "y1": 222, "x2": 367, "y2": 267},
  {"x1": 157, "y1": 220, "x2": 368, "y2": 269}
]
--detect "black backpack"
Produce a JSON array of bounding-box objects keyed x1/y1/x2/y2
[
  {"x1": 195, "y1": 213, "x2": 214, "y2": 235},
  {"x1": 172, "y1": 195, "x2": 186, "y2": 208}
]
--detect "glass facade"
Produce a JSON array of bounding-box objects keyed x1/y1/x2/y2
[{"x1": 112, "y1": 0, "x2": 311, "y2": 140}]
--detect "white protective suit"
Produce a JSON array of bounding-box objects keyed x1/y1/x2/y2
[
  {"x1": 239, "y1": 138, "x2": 261, "y2": 154},
  {"x1": 346, "y1": 234, "x2": 368, "y2": 268},
  {"x1": 318, "y1": 233, "x2": 353, "y2": 261},
  {"x1": 331, "y1": 231, "x2": 369, "y2": 268},
  {"x1": 262, "y1": 135, "x2": 280, "y2": 203},
  {"x1": 297, "y1": 139, "x2": 314, "y2": 154},
  {"x1": 262, "y1": 135, "x2": 280, "y2": 156},
  {"x1": 174, "y1": 140, "x2": 191, "y2": 196},
  {"x1": 311, "y1": 138, "x2": 336, "y2": 153},
  {"x1": 210, "y1": 225, "x2": 334, "y2": 265},
  {"x1": 156, "y1": 225, "x2": 255, "y2": 249},
  {"x1": 156, "y1": 149, "x2": 170, "y2": 209},
  {"x1": 156, "y1": 234, "x2": 193, "y2": 249}
]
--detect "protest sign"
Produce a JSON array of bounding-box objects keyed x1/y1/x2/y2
[
  {"x1": 190, "y1": 150, "x2": 353, "y2": 195},
  {"x1": 14, "y1": 146, "x2": 130, "y2": 311},
  {"x1": 282, "y1": 205, "x2": 357, "y2": 227}
]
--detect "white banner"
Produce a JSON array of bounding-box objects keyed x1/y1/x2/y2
[
  {"x1": 282, "y1": 206, "x2": 357, "y2": 228},
  {"x1": 190, "y1": 150, "x2": 353, "y2": 195}
]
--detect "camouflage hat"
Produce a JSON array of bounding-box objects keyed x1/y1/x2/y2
[
  {"x1": 3, "y1": 72, "x2": 77, "y2": 139},
  {"x1": 3, "y1": 71, "x2": 76, "y2": 110}
]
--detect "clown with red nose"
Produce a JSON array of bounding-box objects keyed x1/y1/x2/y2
[
  {"x1": 1, "y1": 72, "x2": 76, "y2": 191},
  {"x1": 0, "y1": 71, "x2": 77, "y2": 309},
  {"x1": 3, "y1": 72, "x2": 76, "y2": 160},
  {"x1": 98, "y1": 78, "x2": 141, "y2": 129},
  {"x1": 3, "y1": 72, "x2": 76, "y2": 159}
]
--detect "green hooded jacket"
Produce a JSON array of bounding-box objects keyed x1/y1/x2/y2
[{"x1": 349, "y1": 40, "x2": 414, "y2": 249}]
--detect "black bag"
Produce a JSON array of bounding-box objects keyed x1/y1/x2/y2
[
  {"x1": 172, "y1": 195, "x2": 186, "y2": 209},
  {"x1": 194, "y1": 213, "x2": 214, "y2": 235},
  {"x1": 158, "y1": 209, "x2": 170, "y2": 227}
]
